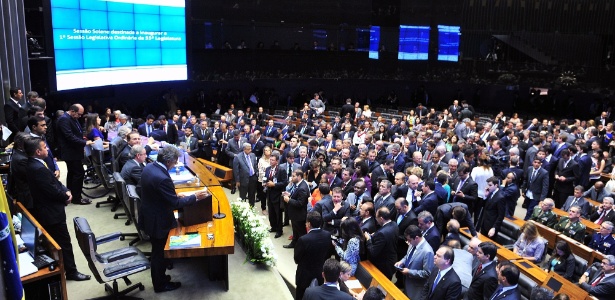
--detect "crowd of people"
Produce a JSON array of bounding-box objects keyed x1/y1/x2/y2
[{"x1": 5, "y1": 84, "x2": 615, "y2": 299}]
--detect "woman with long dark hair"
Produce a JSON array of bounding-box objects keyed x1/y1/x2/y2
[
  {"x1": 543, "y1": 240, "x2": 575, "y2": 281},
  {"x1": 333, "y1": 218, "x2": 365, "y2": 276}
]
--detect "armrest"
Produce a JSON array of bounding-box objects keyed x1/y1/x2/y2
[
  {"x1": 127, "y1": 184, "x2": 140, "y2": 199},
  {"x1": 96, "y1": 232, "x2": 122, "y2": 245}
]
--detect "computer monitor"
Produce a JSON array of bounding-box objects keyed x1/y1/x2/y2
[{"x1": 21, "y1": 215, "x2": 39, "y2": 258}]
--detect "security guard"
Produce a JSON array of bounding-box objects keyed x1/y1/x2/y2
[
  {"x1": 529, "y1": 198, "x2": 558, "y2": 228},
  {"x1": 552, "y1": 206, "x2": 586, "y2": 242}
]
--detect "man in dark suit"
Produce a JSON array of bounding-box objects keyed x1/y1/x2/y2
[
  {"x1": 193, "y1": 120, "x2": 213, "y2": 160},
  {"x1": 464, "y1": 242, "x2": 499, "y2": 300},
  {"x1": 488, "y1": 262, "x2": 521, "y2": 300},
  {"x1": 561, "y1": 185, "x2": 591, "y2": 218},
  {"x1": 315, "y1": 187, "x2": 351, "y2": 235},
  {"x1": 370, "y1": 159, "x2": 394, "y2": 196},
  {"x1": 57, "y1": 104, "x2": 94, "y2": 205},
  {"x1": 421, "y1": 246, "x2": 462, "y2": 300},
  {"x1": 339, "y1": 98, "x2": 355, "y2": 120},
  {"x1": 588, "y1": 222, "x2": 615, "y2": 255},
  {"x1": 436, "y1": 202, "x2": 477, "y2": 238},
  {"x1": 480, "y1": 177, "x2": 506, "y2": 238},
  {"x1": 8, "y1": 133, "x2": 33, "y2": 209},
  {"x1": 264, "y1": 154, "x2": 288, "y2": 238},
  {"x1": 522, "y1": 158, "x2": 550, "y2": 220},
  {"x1": 178, "y1": 127, "x2": 199, "y2": 155},
  {"x1": 450, "y1": 163, "x2": 479, "y2": 219},
  {"x1": 120, "y1": 145, "x2": 146, "y2": 195},
  {"x1": 137, "y1": 114, "x2": 155, "y2": 137},
  {"x1": 4, "y1": 86, "x2": 25, "y2": 142},
  {"x1": 590, "y1": 197, "x2": 615, "y2": 224},
  {"x1": 294, "y1": 211, "x2": 332, "y2": 300},
  {"x1": 140, "y1": 147, "x2": 209, "y2": 293},
  {"x1": 149, "y1": 120, "x2": 168, "y2": 142},
  {"x1": 373, "y1": 179, "x2": 396, "y2": 219},
  {"x1": 263, "y1": 119, "x2": 277, "y2": 138},
  {"x1": 28, "y1": 116, "x2": 60, "y2": 178},
  {"x1": 158, "y1": 115, "x2": 178, "y2": 144},
  {"x1": 24, "y1": 137, "x2": 91, "y2": 281},
  {"x1": 553, "y1": 149, "x2": 578, "y2": 208},
  {"x1": 364, "y1": 207, "x2": 399, "y2": 279},
  {"x1": 283, "y1": 170, "x2": 310, "y2": 248},
  {"x1": 303, "y1": 259, "x2": 353, "y2": 300},
  {"x1": 413, "y1": 180, "x2": 439, "y2": 217},
  {"x1": 394, "y1": 198, "x2": 418, "y2": 260},
  {"x1": 576, "y1": 144, "x2": 592, "y2": 189},
  {"x1": 418, "y1": 211, "x2": 441, "y2": 253},
  {"x1": 579, "y1": 255, "x2": 615, "y2": 300},
  {"x1": 358, "y1": 201, "x2": 377, "y2": 234},
  {"x1": 233, "y1": 142, "x2": 259, "y2": 207}
]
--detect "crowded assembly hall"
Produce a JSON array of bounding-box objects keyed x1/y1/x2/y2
[
  {"x1": 3, "y1": 1, "x2": 615, "y2": 300},
  {"x1": 4, "y1": 84, "x2": 615, "y2": 300}
]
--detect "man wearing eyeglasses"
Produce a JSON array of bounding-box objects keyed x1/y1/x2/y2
[{"x1": 57, "y1": 103, "x2": 94, "y2": 205}]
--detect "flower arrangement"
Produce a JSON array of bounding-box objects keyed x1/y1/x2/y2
[{"x1": 231, "y1": 201, "x2": 277, "y2": 266}]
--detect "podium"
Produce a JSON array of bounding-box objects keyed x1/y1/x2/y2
[{"x1": 179, "y1": 194, "x2": 212, "y2": 226}]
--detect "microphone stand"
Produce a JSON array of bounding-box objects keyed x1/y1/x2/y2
[{"x1": 202, "y1": 183, "x2": 226, "y2": 219}]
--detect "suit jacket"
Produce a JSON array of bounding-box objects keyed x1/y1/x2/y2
[
  {"x1": 8, "y1": 149, "x2": 32, "y2": 209},
  {"x1": 294, "y1": 228, "x2": 332, "y2": 293},
  {"x1": 465, "y1": 262, "x2": 498, "y2": 300},
  {"x1": 523, "y1": 146, "x2": 539, "y2": 173},
  {"x1": 26, "y1": 157, "x2": 70, "y2": 226},
  {"x1": 303, "y1": 285, "x2": 353, "y2": 300},
  {"x1": 233, "y1": 152, "x2": 258, "y2": 185},
  {"x1": 423, "y1": 225, "x2": 441, "y2": 253},
  {"x1": 374, "y1": 194, "x2": 396, "y2": 217},
  {"x1": 56, "y1": 113, "x2": 87, "y2": 160},
  {"x1": 554, "y1": 158, "x2": 578, "y2": 193},
  {"x1": 590, "y1": 209, "x2": 615, "y2": 223},
  {"x1": 4, "y1": 100, "x2": 23, "y2": 142},
  {"x1": 576, "y1": 154, "x2": 592, "y2": 188},
  {"x1": 120, "y1": 159, "x2": 144, "y2": 195},
  {"x1": 139, "y1": 162, "x2": 197, "y2": 239},
  {"x1": 225, "y1": 137, "x2": 246, "y2": 158},
  {"x1": 149, "y1": 129, "x2": 167, "y2": 142},
  {"x1": 288, "y1": 180, "x2": 310, "y2": 223},
  {"x1": 413, "y1": 191, "x2": 438, "y2": 217},
  {"x1": 436, "y1": 202, "x2": 477, "y2": 237},
  {"x1": 561, "y1": 196, "x2": 590, "y2": 218},
  {"x1": 421, "y1": 266, "x2": 462, "y2": 300},
  {"x1": 367, "y1": 221, "x2": 399, "y2": 279},
  {"x1": 279, "y1": 162, "x2": 302, "y2": 181},
  {"x1": 588, "y1": 233, "x2": 615, "y2": 255},
  {"x1": 584, "y1": 187, "x2": 612, "y2": 203},
  {"x1": 396, "y1": 210, "x2": 418, "y2": 258},
  {"x1": 178, "y1": 136, "x2": 199, "y2": 155},
  {"x1": 360, "y1": 217, "x2": 377, "y2": 234},
  {"x1": 294, "y1": 157, "x2": 311, "y2": 173},
  {"x1": 488, "y1": 286, "x2": 521, "y2": 300},
  {"x1": 522, "y1": 167, "x2": 549, "y2": 201},
  {"x1": 580, "y1": 271, "x2": 615, "y2": 300},
  {"x1": 451, "y1": 176, "x2": 479, "y2": 208},
  {"x1": 264, "y1": 166, "x2": 288, "y2": 206},
  {"x1": 315, "y1": 198, "x2": 351, "y2": 234},
  {"x1": 480, "y1": 189, "x2": 506, "y2": 235},
  {"x1": 370, "y1": 165, "x2": 390, "y2": 195},
  {"x1": 137, "y1": 123, "x2": 153, "y2": 137},
  {"x1": 164, "y1": 122, "x2": 179, "y2": 144},
  {"x1": 400, "y1": 240, "x2": 434, "y2": 300},
  {"x1": 544, "y1": 254, "x2": 575, "y2": 280}
]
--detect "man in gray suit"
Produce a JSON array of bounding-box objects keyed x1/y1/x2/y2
[
  {"x1": 584, "y1": 181, "x2": 613, "y2": 203},
  {"x1": 395, "y1": 225, "x2": 434, "y2": 300},
  {"x1": 447, "y1": 239, "x2": 473, "y2": 296},
  {"x1": 225, "y1": 130, "x2": 246, "y2": 194},
  {"x1": 233, "y1": 143, "x2": 258, "y2": 207}
]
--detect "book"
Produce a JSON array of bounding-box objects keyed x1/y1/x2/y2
[{"x1": 169, "y1": 234, "x2": 202, "y2": 249}]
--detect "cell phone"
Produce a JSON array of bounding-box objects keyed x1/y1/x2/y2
[{"x1": 395, "y1": 265, "x2": 404, "y2": 271}]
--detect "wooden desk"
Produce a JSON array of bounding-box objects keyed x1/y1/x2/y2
[
  {"x1": 164, "y1": 153, "x2": 235, "y2": 290},
  {"x1": 541, "y1": 272, "x2": 589, "y2": 300},
  {"x1": 355, "y1": 261, "x2": 409, "y2": 300},
  {"x1": 512, "y1": 259, "x2": 548, "y2": 284},
  {"x1": 17, "y1": 202, "x2": 68, "y2": 300},
  {"x1": 552, "y1": 207, "x2": 600, "y2": 234},
  {"x1": 556, "y1": 234, "x2": 595, "y2": 263},
  {"x1": 460, "y1": 228, "x2": 521, "y2": 261}
]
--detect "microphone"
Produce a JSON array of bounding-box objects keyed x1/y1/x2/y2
[{"x1": 203, "y1": 183, "x2": 226, "y2": 219}]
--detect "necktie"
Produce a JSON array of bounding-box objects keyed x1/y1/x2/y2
[
  {"x1": 42, "y1": 160, "x2": 48, "y2": 169},
  {"x1": 596, "y1": 211, "x2": 606, "y2": 225},
  {"x1": 570, "y1": 198, "x2": 578, "y2": 209},
  {"x1": 475, "y1": 264, "x2": 483, "y2": 277},
  {"x1": 163, "y1": 125, "x2": 167, "y2": 133},
  {"x1": 404, "y1": 247, "x2": 416, "y2": 268},
  {"x1": 591, "y1": 273, "x2": 605, "y2": 287},
  {"x1": 490, "y1": 286, "x2": 504, "y2": 300},
  {"x1": 269, "y1": 167, "x2": 275, "y2": 180},
  {"x1": 301, "y1": 158, "x2": 304, "y2": 166},
  {"x1": 531, "y1": 170, "x2": 537, "y2": 182},
  {"x1": 246, "y1": 154, "x2": 254, "y2": 176},
  {"x1": 432, "y1": 271, "x2": 442, "y2": 292},
  {"x1": 147, "y1": 125, "x2": 151, "y2": 136}
]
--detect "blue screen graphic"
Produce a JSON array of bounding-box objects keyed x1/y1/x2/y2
[
  {"x1": 369, "y1": 26, "x2": 380, "y2": 60},
  {"x1": 50, "y1": 0, "x2": 187, "y2": 90},
  {"x1": 438, "y1": 25, "x2": 460, "y2": 62},
  {"x1": 398, "y1": 25, "x2": 430, "y2": 60}
]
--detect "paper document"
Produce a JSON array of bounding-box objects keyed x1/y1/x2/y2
[
  {"x1": 2, "y1": 125, "x2": 12, "y2": 141},
  {"x1": 344, "y1": 279, "x2": 362, "y2": 289},
  {"x1": 18, "y1": 253, "x2": 37, "y2": 277}
]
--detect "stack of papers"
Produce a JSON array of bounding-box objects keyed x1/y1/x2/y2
[{"x1": 18, "y1": 253, "x2": 37, "y2": 277}]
